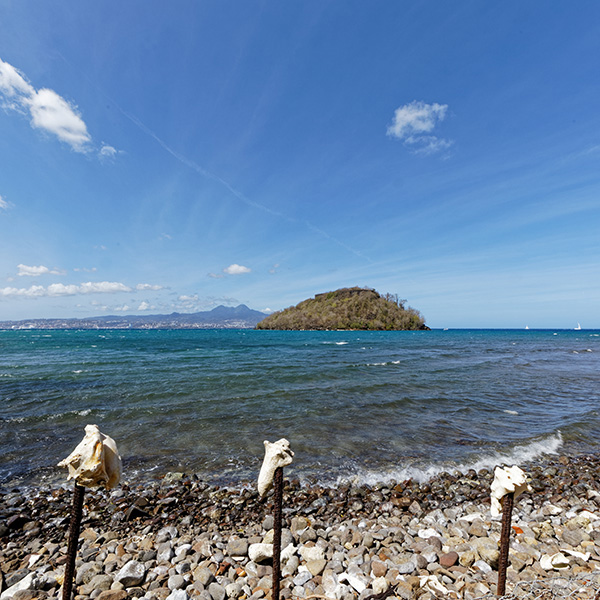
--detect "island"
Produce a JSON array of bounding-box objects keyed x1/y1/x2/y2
[{"x1": 255, "y1": 287, "x2": 429, "y2": 330}]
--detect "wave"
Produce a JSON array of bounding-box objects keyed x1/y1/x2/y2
[
  {"x1": 1, "y1": 408, "x2": 93, "y2": 424},
  {"x1": 328, "y1": 432, "x2": 564, "y2": 487}
]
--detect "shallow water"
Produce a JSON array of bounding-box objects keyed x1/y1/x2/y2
[{"x1": 1, "y1": 328, "x2": 598, "y2": 489}]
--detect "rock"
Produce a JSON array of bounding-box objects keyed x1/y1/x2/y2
[
  {"x1": 166, "y1": 590, "x2": 189, "y2": 600},
  {"x1": 299, "y1": 545, "x2": 324, "y2": 562},
  {"x1": 372, "y1": 577, "x2": 388, "y2": 594},
  {"x1": 562, "y1": 528, "x2": 584, "y2": 547},
  {"x1": 439, "y1": 551, "x2": 458, "y2": 568},
  {"x1": 0, "y1": 573, "x2": 37, "y2": 600},
  {"x1": 370, "y1": 560, "x2": 387, "y2": 577},
  {"x1": 193, "y1": 566, "x2": 215, "y2": 587},
  {"x1": 114, "y1": 560, "x2": 146, "y2": 587},
  {"x1": 168, "y1": 575, "x2": 186, "y2": 590},
  {"x1": 394, "y1": 580, "x2": 414, "y2": 600},
  {"x1": 157, "y1": 542, "x2": 174, "y2": 563},
  {"x1": 225, "y1": 582, "x2": 242, "y2": 599},
  {"x1": 227, "y1": 538, "x2": 248, "y2": 557},
  {"x1": 96, "y1": 592, "x2": 128, "y2": 600},
  {"x1": 208, "y1": 582, "x2": 226, "y2": 600},
  {"x1": 248, "y1": 543, "x2": 272, "y2": 563},
  {"x1": 306, "y1": 559, "x2": 327, "y2": 577},
  {"x1": 293, "y1": 571, "x2": 312, "y2": 587}
]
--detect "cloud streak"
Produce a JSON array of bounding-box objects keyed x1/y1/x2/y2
[
  {"x1": 0, "y1": 281, "x2": 132, "y2": 298},
  {"x1": 387, "y1": 100, "x2": 452, "y2": 155}
]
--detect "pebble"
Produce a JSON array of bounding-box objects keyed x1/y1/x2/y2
[{"x1": 2, "y1": 454, "x2": 600, "y2": 599}]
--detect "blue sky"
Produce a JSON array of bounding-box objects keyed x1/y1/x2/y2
[{"x1": 1, "y1": 2, "x2": 599, "y2": 328}]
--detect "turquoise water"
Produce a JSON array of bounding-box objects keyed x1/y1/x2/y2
[{"x1": 1, "y1": 328, "x2": 598, "y2": 489}]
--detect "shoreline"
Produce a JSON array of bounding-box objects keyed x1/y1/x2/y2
[{"x1": 2, "y1": 452, "x2": 600, "y2": 599}]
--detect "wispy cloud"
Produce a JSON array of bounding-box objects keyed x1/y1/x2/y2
[
  {"x1": 136, "y1": 283, "x2": 164, "y2": 291},
  {"x1": 387, "y1": 100, "x2": 452, "y2": 155},
  {"x1": 0, "y1": 58, "x2": 116, "y2": 156},
  {"x1": 223, "y1": 264, "x2": 251, "y2": 275},
  {"x1": 17, "y1": 264, "x2": 65, "y2": 277},
  {"x1": 0, "y1": 195, "x2": 9, "y2": 210}
]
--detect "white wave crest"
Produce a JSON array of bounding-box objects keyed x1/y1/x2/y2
[{"x1": 331, "y1": 432, "x2": 564, "y2": 487}]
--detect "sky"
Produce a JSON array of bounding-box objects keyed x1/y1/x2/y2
[{"x1": 0, "y1": 1, "x2": 599, "y2": 328}]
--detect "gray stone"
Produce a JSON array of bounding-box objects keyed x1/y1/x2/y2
[
  {"x1": 225, "y1": 583, "x2": 242, "y2": 599},
  {"x1": 157, "y1": 542, "x2": 175, "y2": 563},
  {"x1": 293, "y1": 571, "x2": 312, "y2": 587},
  {"x1": 76, "y1": 562, "x2": 102, "y2": 585},
  {"x1": 80, "y1": 574, "x2": 114, "y2": 595},
  {"x1": 168, "y1": 575, "x2": 186, "y2": 590},
  {"x1": 115, "y1": 560, "x2": 146, "y2": 587},
  {"x1": 208, "y1": 582, "x2": 226, "y2": 600},
  {"x1": 166, "y1": 590, "x2": 189, "y2": 600},
  {"x1": 193, "y1": 566, "x2": 214, "y2": 587},
  {"x1": 227, "y1": 538, "x2": 249, "y2": 557},
  {"x1": 562, "y1": 528, "x2": 584, "y2": 547}
]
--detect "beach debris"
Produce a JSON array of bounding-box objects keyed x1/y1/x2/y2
[
  {"x1": 257, "y1": 438, "x2": 293, "y2": 600},
  {"x1": 257, "y1": 438, "x2": 294, "y2": 498},
  {"x1": 58, "y1": 425, "x2": 121, "y2": 600},
  {"x1": 57, "y1": 424, "x2": 122, "y2": 490},
  {"x1": 419, "y1": 574, "x2": 450, "y2": 595},
  {"x1": 490, "y1": 465, "x2": 531, "y2": 597},
  {"x1": 540, "y1": 552, "x2": 571, "y2": 570}
]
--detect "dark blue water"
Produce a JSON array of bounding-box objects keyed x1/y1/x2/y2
[{"x1": 1, "y1": 328, "x2": 598, "y2": 489}]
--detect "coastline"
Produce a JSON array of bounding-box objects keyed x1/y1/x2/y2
[{"x1": 2, "y1": 452, "x2": 600, "y2": 599}]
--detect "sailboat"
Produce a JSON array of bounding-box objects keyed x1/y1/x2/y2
[{"x1": 575, "y1": 323, "x2": 582, "y2": 330}]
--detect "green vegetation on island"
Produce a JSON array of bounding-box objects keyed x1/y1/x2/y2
[{"x1": 255, "y1": 287, "x2": 428, "y2": 330}]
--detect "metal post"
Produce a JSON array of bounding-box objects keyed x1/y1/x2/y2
[
  {"x1": 272, "y1": 466, "x2": 283, "y2": 600},
  {"x1": 497, "y1": 491, "x2": 514, "y2": 597},
  {"x1": 63, "y1": 483, "x2": 85, "y2": 600}
]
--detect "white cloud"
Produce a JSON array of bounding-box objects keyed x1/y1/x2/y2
[
  {"x1": 0, "y1": 58, "x2": 116, "y2": 155},
  {"x1": 207, "y1": 272, "x2": 225, "y2": 279},
  {"x1": 28, "y1": 88, "x2": 91, "y2": 151},
  {"x1": 114, "y1": 304, "x2": 130, "y2": 312},
  {"x1": 0, "y1": 59, "x2": 34, "y2": 101},
  {"x1": 0, "y1": 281, "x2": 132, "y2": 298},
  {"x1": 17, "y1": 264, "x2": 65, "y2": 277},
  {"x1": 136, "y1": 283, "x2": 163, "y2": 291},
  {"x1": 99, "y1": 144, "x2": 117, "y2": 159},
  {"x1": 223, "y1": 264, "x2": 251, "y2": 275},
  {"x1": 178, "y1": 294, "x2": 199, "y2": 302},
  {"x1": 73, "y1": 267, "x2": 97, "y2": 273},
  {"x1": 0, "y1": 195, "x2": 9, "y2": 210},
  {"x1": 138, "y1": 301, "x2": 151, "y2": 311},
  {"x1": 387, "y1": 100, "x2": 452, "y2": 155}
]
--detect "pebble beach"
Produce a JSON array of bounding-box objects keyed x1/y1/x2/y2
[{"x1": 3, "y1": 453, "x2": 600, "y2": 600}]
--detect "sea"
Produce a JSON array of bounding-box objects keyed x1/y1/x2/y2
[{"x1": 1, "y1": 328, "x2": 599, "y2": 491}]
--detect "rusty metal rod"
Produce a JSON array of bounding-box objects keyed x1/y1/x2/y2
[
  {"x1": 497, "y1": 491, "x2": 514, "y2": 597},
  {"x1": 272, "y1": 466, "x2": 284, "y2": 600},
  {"x1": 63, "y1": 483, "x2": 85, "y2": 600}
]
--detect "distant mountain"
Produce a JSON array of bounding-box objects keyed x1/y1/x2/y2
[
  {"x1": 0, "y1": 305, "x2": 268, "y2": 330},
  {"x1": 256, "y1": 287, "x2": 429, "y2": 330}
]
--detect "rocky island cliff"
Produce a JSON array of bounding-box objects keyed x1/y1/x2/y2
[{"x1": 256, "y1": 287, "x2": 428, "y2": 330}]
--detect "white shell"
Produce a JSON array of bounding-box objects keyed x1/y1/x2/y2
[
  {"x1": 57, "y1": 424, "x2": 122, "y2": 489},
  {"x1": 419, "y1": 575, "x2": 449, "y2": 595},
  {"x1": 257, "y1": 438, "x2": 294, "y2": 498},
  {"x1": 490, "y1": 465, "x2": 531, "y2": 516},
  {"x1": 540, "y1": 552, "x2": 570, "y2": 570}
]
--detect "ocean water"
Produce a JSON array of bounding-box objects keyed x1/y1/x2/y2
[{"x1": 1, "y1": 328, "x2": 599, "y2": 490}]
